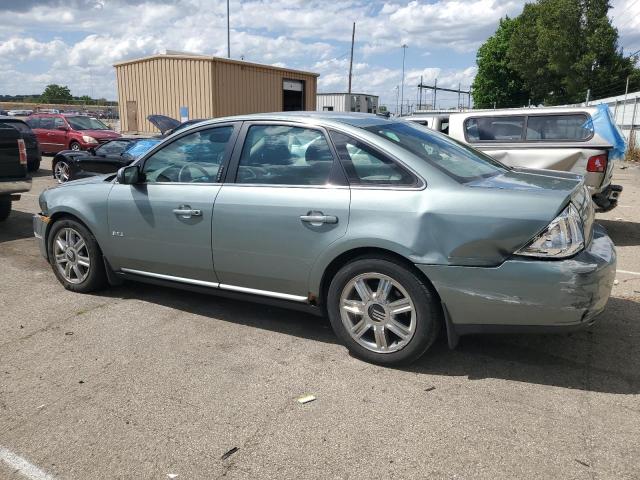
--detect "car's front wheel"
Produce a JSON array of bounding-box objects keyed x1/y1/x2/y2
[
  {"x1": 69, "y1": 141, "x2": 81, "y2": 151},
  {"x1": 53, "y1": 160, "x2": 71, "y2": 183},
  {"x1": 327, "y1": 257, "x2": 442, "y2": 365},
  {"x1": 48, "y1": 218, "x2": 107, "y2": 293}
]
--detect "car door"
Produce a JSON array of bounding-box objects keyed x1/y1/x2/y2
[
  {"x1": 33, "y1": 116, "x2": 56, "y2": 152},
  {"x1": 48, "y1": 117, "x2": 69, "y2": 152},
  {"x1": 105, "y1": 123, "x2": 239, "y2": 284},
  {"x1": 212, "y1": 122, "x2": 350, "y2": 299}
]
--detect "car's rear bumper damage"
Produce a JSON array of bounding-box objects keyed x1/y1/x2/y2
[{"x1": 417, "y1": 224, "x2": 616, "y2": 346}]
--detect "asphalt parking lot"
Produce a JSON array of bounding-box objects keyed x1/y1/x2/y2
[{"x1": 1, "y1": 157, "x2": 639, "y2": 480}]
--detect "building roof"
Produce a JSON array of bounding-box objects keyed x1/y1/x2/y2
[
  {"x1": 317, "y1": 92, "x2": 379, "y2": 97},
  {"x1": 113, "y1": 53, "x2": 319, "y2": 77}
]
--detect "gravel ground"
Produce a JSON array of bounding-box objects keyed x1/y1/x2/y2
[{"x1": 1, "y1": 158, "x2": 639, "y2": 480}]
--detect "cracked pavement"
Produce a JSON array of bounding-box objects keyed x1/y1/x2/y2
[{"x1": 0, "y1": 158, "x2": 639, "y2": 479}]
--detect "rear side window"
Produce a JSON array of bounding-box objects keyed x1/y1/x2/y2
[
  {"x1": 0, "y1": 121, "x2": 30, "y2": 133},
  {"x1": 526, "y1": 114, "x2": 592, "y2": 140},
  {"x1": 465, "y1": 116, "x2": 525, "y2": 141},
  {"x1": 26, "y1": 118, "x2": 39, "y2": 129},
  {"x1": 329, "y1": 131, "x2": 417, "y2": 186}
]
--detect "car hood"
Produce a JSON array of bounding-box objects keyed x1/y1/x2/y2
[
  {"x1": 147, "y1": 114, "x2": 180, "y2": 134},
  {"x1": 57, "y1": 174, "x2": 112, "y2": 188},
  {"x1": 79, "y1": 130, "x2": 121, "y2": 140}
]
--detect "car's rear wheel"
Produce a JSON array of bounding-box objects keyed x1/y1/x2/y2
[
  {"x1": 53, "y1": 160, "x2": 71, "y2": 183},
  {"x1": 327, "y1": 257, "x2": 441, "y2": 365},
  {"x1": 28, "y1": 159, "x2": 40, "y2": 172},
  {"x1": 69, "y1": 141, "x2": 81, "y2": 151},
  {"x1": 48, "y1": 218, "x2": 107, "y2": 293}
]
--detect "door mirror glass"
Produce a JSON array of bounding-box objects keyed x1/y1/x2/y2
[{"x1": 117, "y1": 165, "x2": 140, "y2": 184}]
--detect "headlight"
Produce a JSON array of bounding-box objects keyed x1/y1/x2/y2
[
  {"x1": 516, "y1": 204, "x2": 584, "y2": 258},
  {"x1": 38, "y1": 194, "x2": 48, "y2": 215},
  {"x1": 82, "y1": 135, "x2": 98, "y2": 144}
]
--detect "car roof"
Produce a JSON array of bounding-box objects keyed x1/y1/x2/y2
[
  {"x1": 193, "y1": 111, "x2": 395, "y2": 130},
  {"x1": 0, "y1": 116, "x2": 28, "y2": 123}
]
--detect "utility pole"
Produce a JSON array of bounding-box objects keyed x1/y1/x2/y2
[
  {"x1": 419, "y1": 75, "x2": 423, "y2": 110},
  {"x1": 400, "y1": 44, "x2": 408, "y2": 116},
  {"x1": 226, "y1": 0, "x2": 231, "y2": 58},
  {"x1": 585, "y1": 88, "x2": 590, "y2": 105},
  {"x1": 621, "y1": 76, "x2": 630, "y2": 138},
  {"x1": 348, "y1": 22, "x2": 355, "y2": 97},
  {"x1": 433, "y1": 79, "x2": 437, "y2": 109},
  {"x1": 395, "y1": 85, "x2": 399, "y2": 116},
  {"x1": 457, "y1": 82, "x2": 461, "y2": 110}
]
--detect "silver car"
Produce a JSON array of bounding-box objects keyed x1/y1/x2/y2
[
  {"x1": 33, "y1": 113, "x2": 616, "y2": 365},
  {"x1": 412, "y1": 107, "x2": 623, "y2": 212}
]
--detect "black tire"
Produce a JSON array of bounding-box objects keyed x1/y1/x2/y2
[
  {"x1": 69, "y1": 141, "x2": 81, "y2": 151},
  {"x1": 0, "y1": 196, "x2": 11, "y2": 222},
  {"x1": 327, "y1": 256, "x2": 442, "y2": 366},
  {"x1": 47, "y1": 218, "x2": 107, "y2": 293}
]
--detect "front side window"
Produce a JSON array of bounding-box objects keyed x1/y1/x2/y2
[
  {"x1": 465, "y1": 116, "x2": 525, "y2": 141},
  {"x1": 65, "y1": 116, "x2": 109, "y2": 131},
  {"x1": 53, "y1": 117, "x2": 66, "y2": 129},
  {"x1": 330, "y1": 131, "x2": 417, "y2": 186},
  {"x1": 526, "y1": 114, "x2": 593, "y2": 140},
  {"x1": 236, "y1": 125, "x2": 334, "y2": 185},
  {"x1": 142, "y1": 126, "x2": 233, "y2": 183},
  {"x1": 364, "y1": 121, "x2": 507, "y2": 183}
]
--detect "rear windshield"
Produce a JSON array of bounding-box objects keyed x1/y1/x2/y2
[
  {"x1": 65, "y1": 116, "x2": 109, "y2": 131},
  {"x1": 0, "y1": 121, "x2": 31, "y2": 133},
  {"x1": 364, "y1": 122, "x2": 507, "y2": 183},
  {"x1": 465, "y1": 114, "x2": 593, "y2": 142}
]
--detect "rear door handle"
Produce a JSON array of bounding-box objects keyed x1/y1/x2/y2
[
  {"x1": 173, "y1": 205, "x2": 202, "y2": 218},
  {"x1": 300, "y1": 212, "x2": 338, "y2": 225}
]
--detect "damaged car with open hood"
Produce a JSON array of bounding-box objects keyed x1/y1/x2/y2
[{"x1": 33, "y1": 113, "x2": 616, "y2": 365}]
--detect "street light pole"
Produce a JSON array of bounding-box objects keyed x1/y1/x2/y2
[
  {"x1": 227, "y1": 0, "x2": 231, "y2": 58},
  {"x1": 395, "y1": 85, "x2": 399, "y2": 116},
  {"x1": 400, "y1": 44, "x2": 408, "y2": 116}
]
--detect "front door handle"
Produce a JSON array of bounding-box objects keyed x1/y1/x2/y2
[
  {"x1": 300, "y1": 212, "x2": 338, "y2": 226},
  {"x1": 173, "y1": 205, "x2": 202, "y2": 218}
]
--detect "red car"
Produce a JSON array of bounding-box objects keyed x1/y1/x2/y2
[{"x1": 27, "y1": 114, "x2": 121, "y2": 153}]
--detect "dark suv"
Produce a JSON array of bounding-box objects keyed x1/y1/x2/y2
[
  {"x1": 0, "y1": 116, "x2": 41, "y2": 171},
  {"x1": 27, "y1": 114, "x2": 120, "y2": 153}
]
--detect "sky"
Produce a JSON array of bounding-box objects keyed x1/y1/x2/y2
[{"x1": 0, "y1": 0, "x2": 639, "y2": 112}]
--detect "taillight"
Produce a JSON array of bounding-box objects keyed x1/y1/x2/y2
[
  {"x1": 587, "y1": 153, "x2": 607, "y2": 173},
  {"x1": 17, "y1": 139, "x2": 27, "y2": 166}
]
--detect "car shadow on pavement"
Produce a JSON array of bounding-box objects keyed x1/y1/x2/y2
[
  {"x1": 412, "y1": 296, "x2": 640, "y2": 394},
  {"x1": 105, "y1": 283, "x2": 639, "y2": 394},
  {"x1": 31, "y1": 168, "x2": 53, "y2": 179},
  {"x1": 598, "y1": 219, "x2": 640, "y2": 247},
  {"x1": 0, "y1": 210, "x2": 34, "y2": 243}
]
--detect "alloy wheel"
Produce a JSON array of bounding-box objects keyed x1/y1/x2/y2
[
  {"x1": 339, "y1": 273, "x2": 416, "y2": 353},
  {"x1": 53, "y1": 227, "x2": 90, "y2": 284},
  {"x1": 54, "y1": 161, "x2": 70, "y2": 183}
]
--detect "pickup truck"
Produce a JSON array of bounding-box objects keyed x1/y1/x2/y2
[{"x1": 0, "y1": 124, "x2": 32, "y2": 221}]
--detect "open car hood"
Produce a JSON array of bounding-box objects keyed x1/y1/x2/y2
[{"x1": 147, "y1": 114, "x2": 180, "y2": 134}]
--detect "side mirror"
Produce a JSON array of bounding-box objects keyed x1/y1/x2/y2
[
  {"x1": 117, "y1": 165, "x2": 141, "y2": 185},
  {"x1": 88, "y1": 147, "x2": 96, "y2": 155}
]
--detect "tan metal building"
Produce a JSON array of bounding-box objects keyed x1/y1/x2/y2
[{"x1": 114, "y1": 53, "x2": 319, "y2": 133}]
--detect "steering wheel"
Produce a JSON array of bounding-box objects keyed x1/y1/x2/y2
[{"x1": 178, "y1": 163, "x2": 210, "y2": 183}]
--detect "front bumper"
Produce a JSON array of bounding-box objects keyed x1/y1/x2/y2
[
  {"x1": 33, "y1": 213, "x2": 50, "y2": 260},
  {"x1": 417, "y1": 224, "x2": 616, "y2": 336},
  {"x1": 0, "y1": 177, "x2": 32, "y2": 194}
]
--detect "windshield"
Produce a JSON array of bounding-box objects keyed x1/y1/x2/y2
[
  {"x1": 364, "y1": 121, "x2": 508, "y2": 183},
  {"x1": 66, "y1": 116, "x2": 109, "y2": 131},
  {"x1": 123, "y1": 139, "x2": 161, "y2": 158}
]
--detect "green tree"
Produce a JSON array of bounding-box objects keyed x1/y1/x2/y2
[
  {"x1": 40, "y1": 84, "x2": 73, "y2": 104},
  {"x1": 472, "y1": 17, "x2": 530, "y2": 108},
  {"x1": 475, "y1": 0, "x2": 639, "y2": 106}
]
